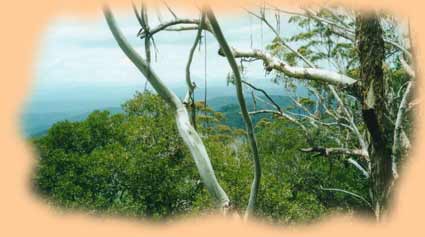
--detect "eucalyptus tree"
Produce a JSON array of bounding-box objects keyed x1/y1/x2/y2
[
  {"x1": 257, "y1": 6, "x2": 416, "y2": 220},
  {"x1": 104, "y1": 2, "x2": 416, "y2": 221},
  {"x1": 104, "y1": 8, "x2": 232, "y2": 214},
  {"x1": 105, "y1": 1, "x2": 267, "y2": 219}
]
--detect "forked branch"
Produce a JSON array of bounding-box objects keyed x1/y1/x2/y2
[{"x1": 104, "y1": 6, "x2": 230, "y2": 210}]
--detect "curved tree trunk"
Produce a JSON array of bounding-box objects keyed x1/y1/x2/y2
[
  {"x1": 104, "y1": 7, "x2": 230, "y2": 211},
  {"x1": 205, "y1": 7, "x2": 261, "y2": 220}
]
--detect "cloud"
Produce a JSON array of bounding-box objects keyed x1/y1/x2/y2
[{"x1": 33, "y1": 9, "x2": 298, "y2": 101}]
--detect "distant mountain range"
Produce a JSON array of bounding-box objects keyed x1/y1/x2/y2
[
  {"x1": 21, "y1": 93, "x2": 299, "y2": 138},
  {"x1": 209, "y1": 95, "x2": 295, "y2": 128},
  {"x1": 21, "y1": 82, "x2": 308, "y2": 138},
  {"x1": 21, "y1": 107, "x2": 123, "y2": 137}
]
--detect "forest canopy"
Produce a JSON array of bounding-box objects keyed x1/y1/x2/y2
[
  {"x1": 30, "y1": 2, "x2": 415, "y2": 224},
  {"x1": 33, "y1": 92, "x2": 370, "y2": 223}
]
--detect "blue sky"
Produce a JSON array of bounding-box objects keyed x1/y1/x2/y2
[
  {"x1": 19, "y1": 6, "x2": 313, "y2": 136},
  {"x1": 23, "y1": 6, "x2": 305, "y2": 115},
  {"x1": 31, "y1": 9, "x2": 288, "y2": 89}
]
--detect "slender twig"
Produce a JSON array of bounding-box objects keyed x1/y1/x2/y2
[
  {"x1": 161, "y1": 0, "x2": 177, "y2": 19},
  {"x1": 266, "y1": 5, "x2": 412, "y2": 58},
  {"x1": 185, "y1": 14, "x2": 205, "y2": 130},
  {"x1": 242, "y1": 80, "x2": 282, "y2": 112},
  {"x1": 320, "y1": 186, "x2": 372, "y2": 208}
]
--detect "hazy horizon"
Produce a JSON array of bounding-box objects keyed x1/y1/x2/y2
[{"x1": 21, "y1": 7, "x2": 308, "y2": 137}]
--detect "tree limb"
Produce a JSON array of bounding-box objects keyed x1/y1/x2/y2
[
  {"x1": 222, "y1": 48, "x2": 357, "y2": 86},
  {"x1": 137, "y1": 19, "x2": 205, "y2": 39},
  {"x1": 242, "y1": 80, "x2": 282, "y2": 113},
  {"x1": 300, "y1": 146, "x2": 368, "y2": 158},
  {"x1": 392, "y1": 81, "x2": 414, "y2": 178},
  {"x1": 400, "y1": 57, "x2": 416, "y2": 78},
  {"x1": 249, "y1": 109, "x2": 310, "y2": 140},
  {"x1": 320, "y1": 186, "x2": 372, "y2": 208},
  {"x1": 348, "y1": 158, "x2": 370, "y2": 178},
  {"x1": 161, "y1": 0, "x2": 178, "y2": 19},
  {"x1": 104, "y1": 6, "x2": 230, "y2": 210},
  {"x1": 185, "y1": 14, "x2": 205, "y2": 130},
  {"x1": 206, "y1": 6, "x2": 261, "y2": 220}
]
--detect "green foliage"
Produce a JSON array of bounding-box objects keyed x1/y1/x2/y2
[
  {"x1": 31, "y1": 92, "x2": 372, "y2": 223},
  {"x1": 27, "y1": 5, "x2": 415, "y2": 225},
  {"x1": 33, "y1": 92, "x2": 197, "y2": 219},
  {"x1": 253, "y1": 119, "x2": 370, "y2": 223}
]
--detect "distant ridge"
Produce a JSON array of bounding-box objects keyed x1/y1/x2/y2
[
  {"x1": 22, "y1": 93, "x2": 302, "y2": 138},
  {"x1": 22, "y1": 107, "x2": 123, "y2": 138}
]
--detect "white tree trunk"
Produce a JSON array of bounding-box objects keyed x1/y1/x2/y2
[{"x1": 104, "y1": 7, "x2": 230, "y2": 209}]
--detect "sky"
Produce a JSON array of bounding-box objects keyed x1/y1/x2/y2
[
  {"x1": 22, "y1": 6, "x2": 304, "y2": 116},
  {"x1": 31, "y1": 9, "x2": 287, "y2": 87},
  {"x1": 19, "y1": 4, "x2": 407, "y2": 136}
]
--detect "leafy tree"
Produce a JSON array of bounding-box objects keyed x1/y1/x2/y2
[
  {"x1": 33, "y1": 92, "x2": 376, "y2": 223},
  {"x1": 32, "y1": 2, "x2": 416, "y2": 223},
  {"x1": 34, "y1": 93, "x2": 197, "y2": 219}
]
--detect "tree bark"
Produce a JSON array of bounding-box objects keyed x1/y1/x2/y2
[
  {"x1": 205, "y1": 7, "x2": 261, "y2": 220},
  {"x1": 104, "y1": 7, "x2": 230, "y2": 210},
  {"x1": 185, "y1": 14, "x2": 205, "y2": 130},
  {"x1": 355, "y1": 13, "x2": 393, "y2": 220}
]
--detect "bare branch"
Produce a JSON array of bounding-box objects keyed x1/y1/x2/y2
[
  {"x1": 248, "y1": 109, "x2": 281, "y2": 116},
  {"x1": 320, "y1": 186, "x2": 372, "y2": 208},
  {"x1": 392, "y1": 81, "x2": 414, "y2": 178},
  {"x1": 161, "y1": 0, "x2": 178, "y2": 19},
  {"x1": 104, "y1": 7, "x2": 230, "y2": 210},
  {"x1": 131, "y1": 2, "x2": 144, "y2": 28},
  {"x1": 249, "y1": 109, "x2": 310, "y2": 139},
  {"x1": 165, "y1": 26, "x2": 200, "y2": 32},
  {"x1": 242, "y1": 80, "x2": 282, "y2": 112},
  {"x1": 222, "y1": 48, "x2": 357, "y2": 86},
  {"x1": 206, "y1": 6, "x2": 261, "y2": 219},
  {"x1": 185, "y1": 14, "x2": 205, "y2": 130},
  {"x1": 246, "y1": 9, "x2": 315, "y2": 67},
  {"x1": 303, "y1": 8, "x2": 354, "y2": 34},
  {"x1": 400, "y1": 57, "x2": 416, "y2": 78},
  {"x1": 137, "y1": 19, "x2": 204, "y2": 39},
  {"x1": 242, "y1": 10, "x2": 367, "y2": 167},
  {"x1": 348, "y1": 158, "x2": 369, "y2": 178},
  {"x1": 300, "y1": 147, "x2": 368, "y2": 158},
  {"x1": 328, "y1": 86, "x2": 368, "y2": 155},
  {"x1": 290, "y1": 96, "x2": 315, "y2": 117}
]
